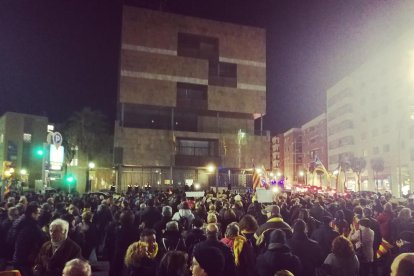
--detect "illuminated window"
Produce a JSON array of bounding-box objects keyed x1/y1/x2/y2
[{"x1": 23, "y1": 133, "x2": 32, "y2": 143}]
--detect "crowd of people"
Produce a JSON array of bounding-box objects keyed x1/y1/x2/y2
[{"x1": 0, "y1": 186, "x2": 414, "y2": 276}]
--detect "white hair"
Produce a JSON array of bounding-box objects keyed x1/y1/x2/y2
[
  {"x1": 63, "y1": 258, "x2": 92, "y2": 276},
  {"x1": 50, "y1": 218, "x2": 69, "y2": 236}
]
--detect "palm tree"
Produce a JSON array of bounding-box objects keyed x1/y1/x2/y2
[
  {"x1": 350, "y1": 157, "x2": 366, "y2": 192},
  {"x1": 370, "y1": 157, "x2": 385, "y2": 192}
]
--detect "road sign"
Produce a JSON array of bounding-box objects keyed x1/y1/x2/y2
[{"x1": 52, "y1": 132, "x2": 63, "y2": 149}]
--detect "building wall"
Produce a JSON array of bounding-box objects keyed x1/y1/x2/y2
[
  {"x1": 0, "y1": 112, "x2": 48, "y2": 187},
  {"x1": 283, "y1": 128, "x2": 303, "y2": 186},
  {"x1": 115, "y1": 6, "x2": 269, "y2": 189},
  {"x1": 271, "y1": 134, "x2": 284, "y2": 173},
  {"x1": 326, "y1": 32, "x2": 414, "y2": 195}
]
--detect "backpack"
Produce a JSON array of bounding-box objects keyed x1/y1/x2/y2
[{"x1": 178, "y1": 214, "x2": 190, "y2": 231}]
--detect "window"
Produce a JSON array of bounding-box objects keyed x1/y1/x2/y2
[
  {"x1": 177, "y1": 139, "x2": 218, "y2": 157},
  {"x1": 208, "y1": 61, "x2": 237, "y2": 87},
  {"x1": 177, "y1": 33, "x2": 218, "y2": 61},
  {"x1": 176, "y1": 83, "x2": 207, "y2": 110},
  {"x1": 23, "y1": 133, "x2": 32, "y2": 143}
]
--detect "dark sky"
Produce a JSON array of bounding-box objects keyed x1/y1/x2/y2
[{"x1": 1, "y1": 0, "x2": 413, "y2": 133}]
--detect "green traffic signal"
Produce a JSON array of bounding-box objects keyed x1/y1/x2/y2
[
  {"x1": 65, "y1": 175, "x2": 76, "y2": 184},
  {"x1": 36, "y1": 149, "x2": 44, "y2": 156}
]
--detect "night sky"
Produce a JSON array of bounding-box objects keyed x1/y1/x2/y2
[{"x1": 1, "y1": 0, "x2": 413, "y2": 133}]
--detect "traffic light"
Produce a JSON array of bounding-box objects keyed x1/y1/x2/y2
[
  {"x1": 33, "y1": 146, "x2": 44, "y2": 158},
  {"x1": 64, "y1": 174, "x2": 76, "y2": 185}
]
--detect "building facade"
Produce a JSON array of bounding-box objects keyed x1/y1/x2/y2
[
  {"x1": 327, "y1": 32, "x2": 414, "y2": 195},
  {"x1": 0, "y1": 112, "x2": 48, "y2": 188},
  {"x1": 283, "y1": 128, "x2": 303, "y2": 187},
  {"x1": 271, "y1": 134, "x2": 284, "y2": 173},
  {"x1": 114, "y1": 6, "x2": 269, "y2": 190}
]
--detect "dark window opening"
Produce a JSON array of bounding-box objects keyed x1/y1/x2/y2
[
  {"x1": 209, "y1": 61, "x2": 237, "y2": 87},
  {"x1": 177, "y1": 33, "x2": 218, "y2": 61},
  {"x1": 177, "y1": 139, "x2": 218, "y2": 157},
  {"x1": 176, "y1": 83, "x2": 207, "y2": 110}
]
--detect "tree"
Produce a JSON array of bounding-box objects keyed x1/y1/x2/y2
[
  {"x1": 371, "y1": 157, "x2": 385, "y2": 192},
  {"x1": 339, "y1": 158, "x2": 351, "y2": 191},
  {"x1": 350, "y1": 156, "x2": 366, "y2": 192},
  {"x1": 61, "y1": 108, "x2": 112, "y2": 191}
]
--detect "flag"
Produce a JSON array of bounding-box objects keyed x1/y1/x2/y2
[
  {"x1": 252, "y1": 166, "x2": 261, "y2": 190},
  {"x1": 314, "y1": 156, "x2": 330, "y2": 177},
  {"x1": 4, "y1": 180, "x2": 11, "y2": 196}
]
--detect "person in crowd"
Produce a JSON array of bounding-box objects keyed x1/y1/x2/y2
[
  {"x1": 297, "y1": 208, "x2": 319, "y2": 237},
  {"x1": 194, "y1": 223, "x2": 236, "y2": 276},
  {"x1": 62, "y1": 258, "x2": 92, "y2": 276},
  {"x1": 191, "y1": 246, "x2": 225, "y2": 276},
  {"x1": 395, "y1": 231, "x2": 414, "y2": 254},
  {"x1": 154, "y1": 206, "x2": 173, "y2": 238},
  {"x1": 220, "y1": 222, "x2": 255, "y2": 276},
  {"x1": 331, "y1": 210, "x2": 350, "y2": 236},
  {"x1": 9, "y1": 202, "x2": 46, "y2": 276},
  {"x1": 309, "y1": 200, "x2": 326, "y2": 222},
  {"x1": 338, "y1": 199, "x2": 354, "y2": 226},
  {"x1": 193, "y1": 202, "x2": 207, "y2": 221},
  {"x1": 157, "y1": 251, "x2": 189, "y2": 276},
  {"x1": 141, "y1": 199, "x2": 162, "y2": 229},
  {"x1": 108, "y1": 210, "x2": 139, "y2": 276},
  {"x1": 362, "y1": 207, "x2": 382, "y2": 254},
  {"x1": 172, "y1": 202, "x2": 194, "y2": 231},
  {"x1": 124, "y1": 228, "x2": 160, "y2": 276},
  {"x1": 78, "y1": 211, "x2": 99, "y2": 261},
  {"x1": 256, "y1": 229, "x2": 302, "y2": 276},
  {"x1": 377, "y1": 202, "x2": 394, "y2": 242},
  {"x1": 0, "y1": 206, "x2": 19, "y2": 269},
  {"x1": 160, "y1": 221, "x2": 186, "y2": 253},
  {"x1": 391, "y1": 207, "x2": 414, "y2": 242},
  {"x1": 33, "y1": 219, "x2": 82, "y2": 276},
  {"x1": 184, "y1": 218, "x2": 206, "y2": 257},
  {"x1": 287, "y1": 219, "x2": 323, "y2": 276},
  {"x1": 238, "y1": 214, "x2": 259, "y2": 249},
  {"x1": 390, "y1": 253, "x2": 414, "y2": 276},
  {"x1": 255, "y1": 205, "x2": 292, "y2": 252},
  {"x1": 323, "y1": 236, "x2": 359, "y2": 276},
  {"x1": 350, "y1": 218, "x2": 374, "y2": 275},
  {"x1": 232, "y1": 198, "x2": 245, "y2": 221},
  {"x1": 207, "y1": 204, "x2": 219, "y2": 218},
  {"x1": 310, "y1": 216, "x2": 339, "y2": 260}
]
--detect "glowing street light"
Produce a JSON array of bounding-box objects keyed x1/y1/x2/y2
[
  {"x1": 207, "y1": 164, "x2": 215, "y2": 173},
  {"x1": 20, "y1": 169, "x2": 27, "y2": 175},
  {"x1": 88, "y1": 162, "x2": 96, "y2": 169},
  {"x1": 299, "y1": 171, "x2": 304, "y2": 177}
]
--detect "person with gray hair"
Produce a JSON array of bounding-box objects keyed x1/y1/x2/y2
[
  {"x1": 154, "y1": 205, "x2": 173, "y2": 238},
  {"x1": 62, "y1": 258, "x2": 92, "y2": 276},
  {"x1": 160, "y1": 220, "x2": 186, "y2": 253},
  {"x1": 33, "y1": 218, "x2": 81, "y2": 276}
]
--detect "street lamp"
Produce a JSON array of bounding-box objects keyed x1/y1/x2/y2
[
  {"x1": 20, "y1": 169, "x2": 27, "y2": 175},
  {"x1": 88, "y1": 162, "x2": 96, "y2": 169},
  {"x1": 299, "y1": 170, "x2": 304, "y2": 184},
  {"x1": 206, "y1": 164, "x2": 218, "y2": 192},
  {"x1": 87, "y1": 162, "x2": 96, "y2": 192}
]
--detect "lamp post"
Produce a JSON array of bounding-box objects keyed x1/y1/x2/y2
[
  {"x1": 207, "y1": 164, "x2": 218, "y2": 192},
  {"x1": 299, "y1": 170, "x2": 304, "y2": 185},
  {"x1": 87, "y1": 162, "x2": 95, "y2": 192}
]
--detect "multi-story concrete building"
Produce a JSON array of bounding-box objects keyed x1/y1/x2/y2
[
  {"x1": 283, "y1": 128, "x2": 303, "y2": 186},
  {"x1": 327, "y1": 32, "x2": 414, "y2": 195},
  {"x1": 114, "y1": 6, "x2": 269, "y2": 190},
  {"x1": 0, "y1": 112, "x2": 48, "y2": 187},
  {"x1": 302, "y1": 113, "x2": 328, "y2": 186}
]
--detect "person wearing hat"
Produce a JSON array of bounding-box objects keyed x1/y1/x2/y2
[
  {"x1": 287, "y1": 219, "x2": 323, "y2": 276},
  {"x1": 192, "y1": 246, "x2": 225, "y2": 276},
  {"x1": 350, "y1": 218, "x2": 374, "y2": 275},
  {"x1": 254, "y1": 205, "x2": 292, "y2": 252},
  {"x1": 256, "y1": 229, "x2": 301, "y2": 276}
]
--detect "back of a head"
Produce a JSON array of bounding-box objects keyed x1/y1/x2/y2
[
  {"x1": 63, "y1": 258, "x2": 92, "y2": 276},
  {"x1": 293, "y1": 219, "x2": 306, "y2": 234},
  {"x1": 225, "y1": 222, "x2": 240, "y2": 238},
  {"x1": 24, "y1": 202, "x2": 39, "y2": 217},
  {"x1": 120, "y1": 210, "x2": 135, "y2": 227},
  {"x1": 206, "y1": 223, "x2": 219, "y2": 238},
  {"x1": 159, "y1": 251, "x2": 188, "y2": 276},
  {"x1": 166, "y1": 221, "x2": 179, "y2": 232},
  {"x1": 193, "y1": 246, "x2": 225, "y2": 276},
  {"x1": 391, "y1": 253, "x2": 414, "y2": 276},
  {"x1": 162, "y1": 206, "x2": 172, "y2": 217},
  {"x1": 269, "y1": 229, "x2": 286, "y2": 244}
]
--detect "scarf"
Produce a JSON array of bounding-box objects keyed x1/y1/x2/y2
[{"x1": 221, "y1": 236, "x2": 247, "y2": 266}]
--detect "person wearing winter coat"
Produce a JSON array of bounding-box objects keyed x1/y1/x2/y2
[
  {"x1": 256, "y1": 229, "x2": 302, "y2": 276},
  {"x1": 323, "y1": 236, "x2": 359, "y2": 276},
  {"x1": 8, "y1": 202, "x2": 46, "y2": 276},
  {"x1": 172, "y1": 202, "x2": 195, "y2": 229},
  {"x1": 287, "y1": 219, "x2": 323, "y2": 276},
  {"x1": 33, "y1": 219, "x2": 82, "y2": 276},
  {"x1": 377, "y1": 202, "x2": 393, "y2": 242},
  {"x1": 220, "y1": 222, "x2": 256, "y2": 276},
  {"x1": 349, "y1": 218, "x2": 374, "y2": 275},
  {"x1": 310, "y1": 216, "x2": 339, "y2": 260}
]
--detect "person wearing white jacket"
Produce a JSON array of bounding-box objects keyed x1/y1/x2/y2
[
  {"x1": 172, "y1": 201, "x2": 195, "y2": 230},
  {"x1": 350, "y1": 218, "x2": 374, "y2": 275}
]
